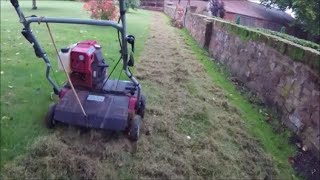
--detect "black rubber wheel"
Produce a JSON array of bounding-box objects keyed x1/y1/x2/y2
[
  {"x1": 129, "y1": 115, "x2": 141, "y2": 141},
  {"x1": 137, "y1": 94, "x2": 146, "y2": 118},
  {"x1": 45, "y1": 103, "x2": 56, "y2": 129}
]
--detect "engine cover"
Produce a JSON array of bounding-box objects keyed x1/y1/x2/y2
[{"x1": 70, "y1": 40, "x2": 108, "y2": 89}]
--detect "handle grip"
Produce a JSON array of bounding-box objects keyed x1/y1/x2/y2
[{"x1": 10, "y1": 0, "x2": 19, "y2": 8}]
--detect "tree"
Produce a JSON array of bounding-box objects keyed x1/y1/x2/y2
[
  {"x1": 260, "y1": 0, "x2": 320, "y2": 36},
  {"x1": 207, "y1": 0, "x2": 225, "y2": 18},
  {"x1": 125, "y1": 0, "x2": 140, "y2": 10},
  {"x1": 32, "y1": 0, "x2": 37, "y2": 10}
]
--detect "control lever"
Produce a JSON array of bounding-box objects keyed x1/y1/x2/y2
[
  {"x1": 126, "y1": 35, "x2": 135, "y2": 52},
  {"x1": 125, "y1": 86, "x2": 137, "y2": 95},
  {"x1": 21, "y1": 28, "x2": 43, "y2": 58},
  {"x1": 98, "y1": 63, "x2": 109, "y2": 68},
  {"x1": 21, "y1": 28, "x2": 33, "y2": 44},
  {"x1": 125, "y1": 86, "x2": 136, "y2": 91},
  {"x1": 128, "y1": 53, "x2": 134, "y2": 67}
]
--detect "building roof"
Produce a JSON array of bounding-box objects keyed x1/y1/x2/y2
[
  {"x1": 170, "y1": 0, "x2": 294, "y2": 24},
  {"x1": 223, "y1": 0, "x2": 294, "y2": 24}
]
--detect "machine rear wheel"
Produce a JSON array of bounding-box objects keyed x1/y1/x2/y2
[
  {"x1": 137, "y1": 94, "x2": 146, "y2": 118},
  {"x1": 129, "y1": 115, "x2": 141, "y2": 141},
  {"x1": 45, "y1": 103, "x2": 56, "y2": 129}
]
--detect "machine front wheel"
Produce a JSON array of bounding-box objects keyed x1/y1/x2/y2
[
  {"x1": 129, "y1": 115, "x2": 141, "y2": 141},
  {"x1": 45, "y1": 103, "x2": 56, "y2": 129}
]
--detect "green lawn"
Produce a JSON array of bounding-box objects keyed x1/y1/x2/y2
[{"x1": 0, "y1": 0, "x2": 151, "y2": 164}]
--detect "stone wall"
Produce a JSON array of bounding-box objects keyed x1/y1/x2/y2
[
  {"x1": 184, "y1": 13, "x2": 212, "y2": 48},
  {"x1": 165, "y1": 5, "x2": 320, "y2": 155},
  {"x1": 164, "y1": 4, "x2": 175, "y2": 18}
]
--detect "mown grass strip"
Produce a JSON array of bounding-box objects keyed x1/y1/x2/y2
[{"x1": 180, "y1": 28, "x2": 297, "y2": 178}]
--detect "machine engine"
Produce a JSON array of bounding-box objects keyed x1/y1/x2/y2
[{"x1": 60, "y1": 40, "x2": 108, "y2": 90}]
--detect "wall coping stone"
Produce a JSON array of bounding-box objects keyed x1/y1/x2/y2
[
  {"x1": 196, "y1": 13, "x2": 320, "y2": 75},
  {"x1": 167, "y1": 5, "x2": 320, "y2": 75}
]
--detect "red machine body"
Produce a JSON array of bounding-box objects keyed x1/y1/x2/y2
[
  {"x1": 70, "y1": 40, "x2": 107, "y2": 89},
  {"x1": 10, "y1": 0, "x2": 146, "y2": 141}
]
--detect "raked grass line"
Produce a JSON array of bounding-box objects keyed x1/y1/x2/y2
[{"x1": 180, "y1": 28, "x2": 298, "y2": 178}]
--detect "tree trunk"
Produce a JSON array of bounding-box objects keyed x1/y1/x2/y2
[{"x1": 32, "y1": 0, "x2": 37, "y2": 10}]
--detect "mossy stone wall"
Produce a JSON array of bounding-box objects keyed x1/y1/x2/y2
[{"x1": 164, "y1": 5, "x2": 320, "y2": 155}]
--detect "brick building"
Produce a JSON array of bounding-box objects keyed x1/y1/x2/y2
[
  {"x1": 168, "y1": 0, "x2": 297, "y2": 34},
  {"x1": 140, "y1": 0, "x2": 165, "y2": 11},
  {"x1": 221, "y1": 0, "x2": 294, "y2": 32}
]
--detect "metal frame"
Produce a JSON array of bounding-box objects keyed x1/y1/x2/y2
[{"x1": 10, "y1": 0, "x2": 141, "y2": 101}]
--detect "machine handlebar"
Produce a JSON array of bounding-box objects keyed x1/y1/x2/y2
[{"x1": 10, "y1": 0, "x2": 19, "y2": 8}]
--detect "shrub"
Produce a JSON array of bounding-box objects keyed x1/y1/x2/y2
[
  {"x1": 256, "y1": 28, "x2": 320, "y2": 51},
  {"x1": 235, "y1": 16, "x2": 240, "y2": 25},
  {"x1": 83, "y1": 0, "x2": 119, "y2": 20},
  {"x1": 172, "y1": 4, "x2": 185, "y2": 28},
  {"x1": 126, "y1": 0, "x2": 140, "y2": 10},
  {"x1": 280, "y1": 26, "x2": 286, "y2": 34},
  {"x1": 207, "y1": 0, "x2": 225, "y2": 18}
]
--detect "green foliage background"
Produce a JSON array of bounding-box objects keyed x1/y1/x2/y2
[
  {"x1": 260, "y1": 0, "x2": 320, "y2": 36},
  {"x1": 126, "y1": 0, "x2": 140, "y2": 10}
]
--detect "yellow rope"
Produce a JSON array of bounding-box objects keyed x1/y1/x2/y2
[{"x1": 45, "y1": 22, "x2": 87, "y2": 117}]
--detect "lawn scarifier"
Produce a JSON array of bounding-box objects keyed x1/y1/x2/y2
[{"x1": 10, "y1": 0, "x2": 146, "y2": 141}]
